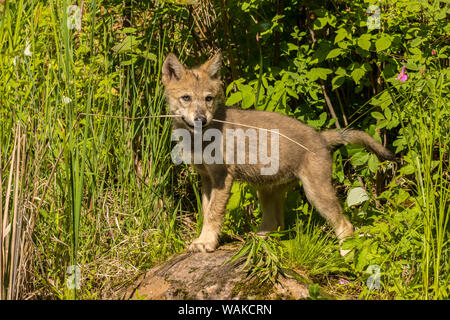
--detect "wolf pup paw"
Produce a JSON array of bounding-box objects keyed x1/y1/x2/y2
[{"x1": 188, "y1": 238, "x2": 218, "y2": 253}]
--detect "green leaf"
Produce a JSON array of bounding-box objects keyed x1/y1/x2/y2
[
  {"x1": 226, "y1": 92, "x2": 242, "y2": 106},
  {"x1": 326, "y1": 48, "x2": 344, "y2": 60},
  {"x1": 356, "y1": 245, "x2": 370, "y2": 271},
  {"x1": 368, "y1": 154, "x2": 379, "y2": 173},
  {"x1": 409, "y1": 47, "x2": 422, "y2": 55},
  {"x1": 227, "y1": 243, "x2": 251, "y2": 265},
  {"x1": 399, "y1": 164, "x2": 415, "y2": 175},
  {"x1": 351, "y1": 67, "x2": 366, "y2": 84},
  {"x1": 405, "y1": 62, "x2": 419, "y2": 71},
  {"x1": 241, "y1": 90, "x2": 256, "y2": 109},
  {"x1": 410, "y1": 37, "x2": 423, "y2": 47},
  {"x1": 241, "y1": 2, "x2": 250, "y2": 11},
  {"x1": 118, "y1": 27, "x2": 137, "y2": 34},
  {"x1": 334, "y1": 28, "x2": 348, "y2": 44},
  {"x1": 375, "y1": 34, "x2": 392, "y2": 52},
  {"x1": 287, "y1": 43, "x2": 299, "y2": 52},
  {"x1": 306, "y1": 68, "x2": 332, "y2": 81},
  {"x1": 357, "y1": 34, "x2": 372, "y2": 51},
  {"x1": 111, "y1": 35, "x2": 140, "y2": 54},
  {"x1": 226, "y1": 183, "x2": 243, "y2": 211},
  {"x1": 332, "y1": 75, "x2": 345, "y2": 90},
  {"x1": 120, "y1": 55, "x2": 138, "y2": 66},
  {"x1": 376, "y1": 119, "x2": 388, "y2": 129},
  {"x1": 347, "y1": 187, "x2": 369, "y2": 207},
  {"x1": 371, "y1": 111, "x2": 385, "y2": 120},
  {"x1": 384, "y1": 107, "x2": 392, "y2": 120},
  {"x1": 313, "y1": 17, "x2": 329, "y2": 30},
  {"x1": 286, "y1": 87, "x2": 299, "y2": 99},
  {"x1": 307, "y1": 112, "x2": 328, "y2": 129},
  {"x1": 335, "y1": 67, "x2": 347, "y2": 76},
  {"x1": 351, "y1": 151, "x2": 370, "y2": 166},
  {"x1": 140, "y1": 51, "x2": 157, "y2": 62}
]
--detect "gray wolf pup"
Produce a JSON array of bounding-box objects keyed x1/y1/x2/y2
[{"x1": 162, "y1": 52, "x2": 395, "y2": 255}]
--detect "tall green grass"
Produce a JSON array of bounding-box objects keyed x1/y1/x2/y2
[
  {"x1": 284, "y1": 220, "x2": 347, "y2": 277},
  {"x1": 388, "y1": 73, "x2": 449, "y2": 299},
  {"x1": 0, "y1": 0, "x2": 195, "y2": 299}
]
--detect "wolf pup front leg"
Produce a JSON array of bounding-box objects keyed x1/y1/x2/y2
[
  {"x1": 162, "y1": 52, "x2": 227, "y2": 253},
  {"x1": 189, "y1": 170, "x2": 233, "y2": 252}
]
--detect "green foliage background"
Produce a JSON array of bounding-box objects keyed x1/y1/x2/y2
[{"x1": 0, "y1": 0, "x2": 448, "y2": 299}]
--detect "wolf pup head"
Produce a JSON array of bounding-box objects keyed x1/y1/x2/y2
[{"x1": 162, "y1": 52, "x2": 224, "y2": 130}]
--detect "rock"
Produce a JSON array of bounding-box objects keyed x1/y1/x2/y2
[{"x1": 123, "y1": 243, "x2": 313, "y2": 300}]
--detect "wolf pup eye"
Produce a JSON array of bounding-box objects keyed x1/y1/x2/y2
[
  {"x1": 205, "y1": 95, "x2": 213, "y2": 102},
  {"x1": 181, "y1": 95, "x2": 191, "y2": 102}
]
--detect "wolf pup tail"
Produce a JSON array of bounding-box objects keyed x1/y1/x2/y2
[{"x1": 321, "y1": 129, "x2": 395, "y2": 161}]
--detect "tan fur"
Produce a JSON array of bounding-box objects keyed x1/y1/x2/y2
[{"x1": 162, "y1": 52, "x2": 395, "y2": 255}]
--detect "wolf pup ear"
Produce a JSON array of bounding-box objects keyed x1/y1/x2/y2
[
  {"x1": 201, "y1": 51, "x2": 222, "y2": 79},
  {"x1": 162, "y1": 53, "x2": 185, "y2": 84}
]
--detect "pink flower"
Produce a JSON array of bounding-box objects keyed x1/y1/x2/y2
[
  {"x1": 432, "y1": 49, "x2": 436, "y2": 55},
  {"x1": 338, "y1": 279, "x2": 350, "y2": 285},
  {"x1": 397, "y1": 65, "x2": 408, "y2": 82}
]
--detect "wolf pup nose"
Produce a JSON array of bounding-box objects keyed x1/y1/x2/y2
[
  {"x1": 194, "y1": 115, "x2": 207, "y2": 126},
  {"x1": 162, "y1": 52, "x2": 395, "y2": 256}
]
